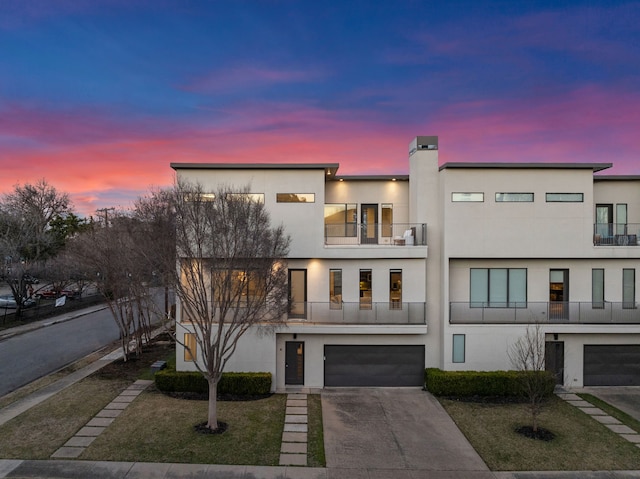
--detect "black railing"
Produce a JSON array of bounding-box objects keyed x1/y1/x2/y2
[{"x1": 593, "y1": 223, "x2": 640, "y2": 246}]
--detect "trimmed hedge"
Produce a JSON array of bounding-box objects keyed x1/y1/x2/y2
[
  {"x1": 155, "y1": 370, "x2": 272, "y2": 396},
  {"x1": 424, "y1": 368, "x2": 555, "y2": 398}
]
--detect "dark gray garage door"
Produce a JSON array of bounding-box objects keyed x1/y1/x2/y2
[
  {"x1": 584, "y1": 345, "x2": 640, "y2": 386},
  {"x1": 324, "y1": 345, "x2": 425, "y2": 387}
]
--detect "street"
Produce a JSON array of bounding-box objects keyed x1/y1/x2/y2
[{"x1": 0, "y1": 308, "x2": 121, "y2": 397}]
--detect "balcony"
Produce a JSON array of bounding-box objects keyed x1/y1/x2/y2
[
  {"x1": 593, "y1": 223, "x2": 640, "y2": 246},
  {"x1": 324, "y1": 223, "x2": 427, "y2": 246},
  {"x1": 288, "y1": 301, "x2": 426, "y2": 325},
  {"x1": 450, "y1": 301, "x2": 640, "y2": 324}
]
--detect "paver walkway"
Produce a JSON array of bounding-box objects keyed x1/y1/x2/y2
[
  {"x1": 557, "y1": 392, "x2": 640, "y2": 449},
  {"x1": 279, "y1": 393, "x2": 308, "y2": 466},
  {"x1": 51, "y1": 380, "x2": 153, "y2": 459}
]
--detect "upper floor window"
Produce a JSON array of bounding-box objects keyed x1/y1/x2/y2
[
  {"x1": 227, "y1": 193, "x2": 265, "y2": 203},
  {"x1": 470, "y1": 268, "x2": 527, "y2": 308},
  {"x1": 325, "y1": 203, "x2": 357, "y2": 237},
  {"x1": 452, "y1": 192, "x2": 484, "y2": 202},
  {"x1": 276, "y1": 193, "x2": 315, "y2": 203},
  {"x1": 495, "y1": 193, "x2": 534, "y2": 202},
  {"x1": 546, "y1": 193, "x2": 583, "y2": 203},
  {"x1": 382, "y1": 204, "x2": 393, "y2": 237}
]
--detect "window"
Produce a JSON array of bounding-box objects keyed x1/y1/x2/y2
[
  {"x1": 329, "y1": 269, "x2": 342, "y2": 310},
  {"x1": 359, "y1": 269, "x2": 372, "y2": 310},
  {"x1": 389, "y1": 269, "x2": 402, "y2": 309},
  {"x1": 592, "y1": 269, "x2": 604, "y2": 309},
  {"x1": 623, "y1": 269, "x2": 635, "y2": 309},
  {"x1": 470, "y1": 268, "x2": 527, "y2": 307},
  {"x1": 616, "y1": 204, "x2": 628, "y2": 235},
  {"x1": 452, "y1": 334, "x2": 465, "y2": 363},
  {"x1": 495, "y1": 193, "x2": 534, "y2": 202},
  {"x1": 324, "y1": 204, "x2": 357, "y2": 237},
  {"x1": 184, "y1": 333, "x2": 197, "y2": 362},
  {"x1": 452, "y1": 192, "x2": 484, "y2": 202},
  {"x1": 226, "y1": 193, "x2": 264, "y2": 203},
  {"x1": 276, "y1": 193, "x2": 315, "y2": 203},
  {"x1": 381, "y1": 204, "x2": 393, "y2": 237},
  {"x1": 546, "y1": 193, "x2": 583, "y2": 202},
  {"x1": 212, "y1": 269, "x2": 264, "y2": 307}
]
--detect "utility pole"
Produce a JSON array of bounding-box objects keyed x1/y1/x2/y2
[{"x1": 95, "y1": 207, "x2": 115, "y2": 227}]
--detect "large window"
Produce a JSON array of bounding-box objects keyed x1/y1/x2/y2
[
  {"x1": 213, "y1": 269, "x2": 264, "y2": 307},
  {"x1": 470, "y1": 268, "x2": 527, "y2": 307},
  {"x1": 324, "y1": 203, "x2": 357, "y2": 237},
  {"x1": 329, "y1": 269, "x2": 342, "y2": 310},
  {"x1": 592, "y1": 269, "x2": 604, "y2": 309},
  {"x1": 389, "y1": 269, "x2": 402, "y2": 309},
  {"x1": 623, "y1": 269, "x2": 636, "y2": 309}
]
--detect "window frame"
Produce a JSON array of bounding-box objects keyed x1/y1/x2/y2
[
  {"x1": 592, "y1": 268, "x2": 605, "y2": 309},
  {"x1": 495, "y1": 192, "x2": 534, "y2": 202},
  {"x1": 452, "y1": 334, "x2": 466, "y2": 363},
  {"x1": 324, "y1": 203, "x2": 357, "y2": 237},
  {"x1": 329, "y1": 269, "x2": 342, "y2": 310},
  {"x1": 623, "y1": 268, "x2": 636, "y2": 309},
  {"x1": 470, "y1": 268, "x2": 527, "y2": 308},
  {"x1": 184, "y1": 333, "x2": 197, "y2": 362},
  {"x1": 545, "y1": 193, "x2": 584, "y2": 203},
  {"x1": 452, "y1": 192, "x2": 484, "y2": 202},
  {"x1": 276, "y1": 193, "x2": 315, "y2": 203}
]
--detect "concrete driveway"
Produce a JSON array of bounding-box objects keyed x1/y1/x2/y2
[
  {"x1": 581, "y1": 387, "x2": 640, "y2": 421},
  {"x1": 321, "y1": 388, "x2": 489, "y2": 476}
]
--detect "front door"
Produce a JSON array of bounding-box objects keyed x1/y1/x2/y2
[
  {"x1": 549, "y1": 269, "x2": 569, "y2": 320},
  {"x1": 361, "y1": 204, "x2": 378, "y2": 244},
  {"x1": 545, "y1": 341, "x2": 565, "y2": 385},
  {"x1": 285, "y1": 341, "x2": 304, "y2": 385}
]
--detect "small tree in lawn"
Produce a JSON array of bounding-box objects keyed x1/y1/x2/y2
[
  {"x1": 172, "y1": 181, "x2": 289, "y2": 432},
  {"x1": 508, "y1": 323, "x2": 555, "y2": 435}
]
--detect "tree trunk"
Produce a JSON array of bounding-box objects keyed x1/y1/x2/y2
[{"x1": 207, "y1": 380, "x2": 218, "y2": 430}]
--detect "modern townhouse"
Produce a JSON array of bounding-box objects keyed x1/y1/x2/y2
[{"x1": 171, "y1": 135, "x2": 640, "y2": 390}]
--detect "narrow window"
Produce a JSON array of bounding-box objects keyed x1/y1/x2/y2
[
  {"x1": 389, "y1": 269, "x2": 402, "y2": 309},
  {"x1": 495, "y1": 193, "x2": 534, "y2": 202},
  {"x1": 184, "y1": 333, "x2": 197, "y2": 362},
  {"x1": 452, "y1": 334, "x2": 466, "y2": 363},
  {"x1": 276, "y1": 193, "x2": 315, "y2": 203},
  {"x1": 545, "y1": 193, "x2": 584, "y2": 202},
  {"x1": 226, "y1": 193, "x2": 264, "y2": 203},
  {"x1": 616, "y1": 204, "x2": 628, "y2": 235},
  {"x1": 452, "y1": 192, "x2": 484, "y2": 202},
  {"x1": 623, "y1": 269, "x2": 636, "y2": 309},
  {"x1": 359, "y1": 269, "x2": 372, "y2": 310},
  {"x1": 470, "y1": 268, "x2": 488, "y2": 307},
  {"x1": 329, "y1": 269, "x2": 342, "y2": 310},
  {"x1": 592, "y1": 269, "x2": 604, "y2": 309},
  {"x1": 381, "y1": 204, "x2": 393, "y2": 237}
]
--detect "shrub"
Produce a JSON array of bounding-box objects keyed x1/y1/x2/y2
[
  {"x1": 424, "y1": 368, "x2": 555, "y2": 398},
  {"x1": 155, "y1": 369, "x2": 272, "y2": 396}
]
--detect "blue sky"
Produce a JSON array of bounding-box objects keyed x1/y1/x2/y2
[{"x1": 1, "y1": 0, "x2": 639, "y2": 215}]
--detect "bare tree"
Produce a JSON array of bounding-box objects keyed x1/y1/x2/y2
[
  {"x1": 508, "y1": 323, "x2": 554, "y2": 433},
  {"x1": 170, "y1": 181, "x2": 289, "y2": 431},
  {"x1": 0, "y1": 180, "x2": 74, "y2": 316}
]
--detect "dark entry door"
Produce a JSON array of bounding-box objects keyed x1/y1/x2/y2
[
  {"x1": 285, "y1": 341, "x2": 304, "y2": 385},
  {"x1": 545, "y1": 341, "x2": 564, "y2": 385},
  {"x1": 361, "y1": 204, "x2": 378, "y2": 244}
]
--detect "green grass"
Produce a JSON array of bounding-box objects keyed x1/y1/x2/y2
[
  {"x1": 81, "y1": 390, "x2": 287, "y2": 465},
  {"x1": 578, "y1": 394, "x2": 640, "y2": 433},
  {"x1": 440, "y1": 396, "x2": 640, "y2": 471},
  {"x1": 307, "y1": 394, "x2": 326, "y2": 467}
]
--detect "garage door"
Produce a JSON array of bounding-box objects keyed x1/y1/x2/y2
[
  {"x1": 324, "y1": 345, "x2": 425, "y2": 387},
  {"x1": 584, "y1": 345, "x2": 640, "y2": 386}
]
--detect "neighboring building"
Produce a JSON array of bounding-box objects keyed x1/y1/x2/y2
[{"x1": 171, "y1": 135, "x2": 640, "y2": 390}]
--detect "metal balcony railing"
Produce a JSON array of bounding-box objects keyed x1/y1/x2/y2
[
  {"x1": 593, "y1": 223, "x2": 640, "y2": 246},
  {"x1": 449, "y1": 301, "x2": 640, "y2": 324},
  {"x1": 324, "y1": 223, "x2": 427, "y2": 246},
  {"x1": 288, "y1": 301, "x2": 426, "y2": 325}
]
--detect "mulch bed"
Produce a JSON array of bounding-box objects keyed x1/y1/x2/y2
[
  {"x1": 515, "y1": 425, "x2": 555, "y2": 441},
  {"x1": 194, "y1": 421, "x2": 229, "y2": 435}
]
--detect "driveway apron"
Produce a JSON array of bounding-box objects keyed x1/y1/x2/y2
[{"x1": 321, "y1": 388, "x2": 488, "y2": 472}]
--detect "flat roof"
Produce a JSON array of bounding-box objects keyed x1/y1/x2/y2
[
  {"x1": 439, "y1": 162, "x2": 612, "y2": 173},
  {"x1": 332, "y1": 175, "x2": 409, "y2": 182},
  {"x1": 171, "y1": 162, "x2": 340, "y2": 177},
  {"x1": 594, "y1": 175, "x2": 640, "y2": 181}
]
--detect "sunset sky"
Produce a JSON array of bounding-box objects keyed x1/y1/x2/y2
[{"x1": 1, "y1": 0, "x2": 639, "y2": 216}]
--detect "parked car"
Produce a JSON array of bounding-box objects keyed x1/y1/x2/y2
[
  {"x1": 23, "y1": 275, "x2": 40, "y2": 284},
  {"x1": 0, "y1": 295, "x2": 36, "y2": 309},
  {"x1": 35, "y1": 289, "x2": 81, "y2": 300}
]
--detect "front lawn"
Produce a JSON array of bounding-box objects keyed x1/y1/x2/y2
[{"x1": 440, "y1": 396, "x2": 640, "y2": 471}]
